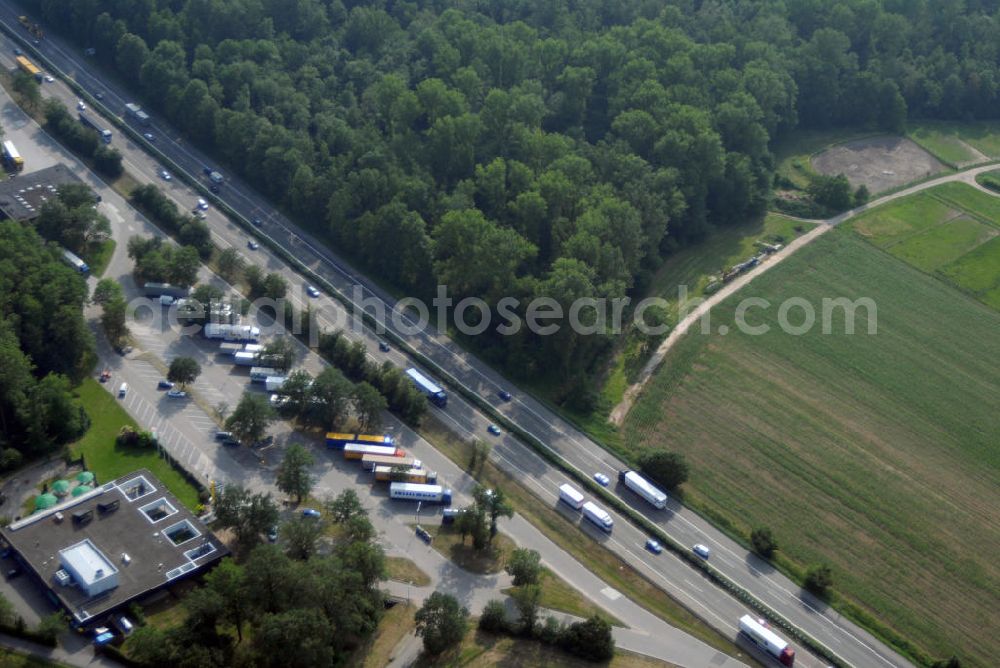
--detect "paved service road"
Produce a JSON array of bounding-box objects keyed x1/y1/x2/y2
[{"x1": 8, "y1": 10, "x2": 990, "y2": 666}]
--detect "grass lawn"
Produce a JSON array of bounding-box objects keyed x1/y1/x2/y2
[
  {"x1": 849, "y1": 183, "x2": 1000, "y2": 309},
  {"x1": 502, "y1": 567, "x2": 622, "y2": 626},
  {"x1": 928, "y1": 181, "x2": 1000, "y2": 227},
  {"x1": 908, "y1": 120, "x2": 1000, "y2": 162},
  {"x1": 71, "y1": 377, "x2": 200, "y2": 509},
  {"x1": 623, "y1": 229, "x2": 1000, "y2": 667},
  {"x1": 419, "y1": 523, "x2": 515, "y2": 575},
  {"x1": 421, "y1": 626, "x2": 679, "y2": 668},
  {"x1": 907, "y1": 124, "x2": 981, "y2": 165},
  {"x1": 385, "y1": 557, "x2": 432, "y2": 586},
  {"x1": 772, "y1": 127, "x2": 880, "y2": 189},
  {"x1": 975, "y1": 169, "x2": 1000, "y2": 192},
  {"x1": 346, "y1": 602, "x2": 416, "y2": 668},
  {"x1": 83, "y1": 239, "x2": 115, "y2": 277},
  {"x1": 419, "y1": 418, "x2": 760, "y2": 665},
  {"x1": 0, "y1": 649, "x2": 64, "y2": 667}
]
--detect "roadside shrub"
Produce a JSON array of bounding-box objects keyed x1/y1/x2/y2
[
  {"x1": 0, "y1": 449, "x2": 24, "y2": 471},
  {"x1": 804, "y1": 564, "x2": 833, "y2": 597},
  {"x1": 559, "y1": 614, "x2": 614, "y2": 662},
  {"x1": 538, "y1": 616, "x2": 562, "y2": 645},
  {"x1": 638, "y1": 450, "x2": 689, "y2": 491},
  {"x1": 478, "y1": 599, "x2": 508, "y2": 634},
  {"x1": 750, "y1": 527, "x2": 778, "y2": 559},
  {"x1": 116, "y1": 426, "x2": 137, "y2": 447}
]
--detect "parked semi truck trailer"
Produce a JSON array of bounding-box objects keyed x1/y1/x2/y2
[{"x1": 389, "y1": 482, "x2": 452, "y2": 505}]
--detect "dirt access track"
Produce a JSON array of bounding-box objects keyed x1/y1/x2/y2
[{"x1": 811, "y1": 136, "x2": 945, "y2": 193}]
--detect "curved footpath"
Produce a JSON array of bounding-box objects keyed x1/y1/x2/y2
[{"x1": 613, "y1": 162, "x2": 1000, "y2": 421}]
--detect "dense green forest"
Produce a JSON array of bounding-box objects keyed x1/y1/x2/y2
[
  {"x1": 29, "y1": 0, "x2": 1000, "y2": 396},
  {"x1": 0, "y1": 221, "x2": 94, "y2": 465}
]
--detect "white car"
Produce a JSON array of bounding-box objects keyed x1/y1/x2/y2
[
  {"x1": 160, "y1": 170, "x2": 171, "y2": 181},
  {"x1": 77, "y1": 100, "x2": 86, "y2": 111},
  {"x1": 43, "y1": 75, "x2": 54, "y2": 83},
  {"x1": 197, "y1": 198, "x2": 209, "y2": 210},
  {"x1": 693, "y1": 544, "x2": 711, "y2": 559},
  {"x1": 306, "y1": 285, "x2": 320, "y2": 298},
  {"x1": 167, "y1": 389, "x2": 187, "y2": 399},
  {"x1": 593, "y1": 472, "x2": 610, "y2": 487}
]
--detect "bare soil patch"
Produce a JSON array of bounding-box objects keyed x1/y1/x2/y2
[{"x1": 812, "y1": 136, "x2": 945, "y2": 193}]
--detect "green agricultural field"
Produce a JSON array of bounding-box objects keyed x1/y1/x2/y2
[
  {"x1": 975, "y1": 169, "x2": 1000, "y2": 193},
  {"x1": 908, "y1": 120, "x2": 1000, "y2": 163},
  {"x1": 908, "y1": 125, "x2": 980, "y2": 165},
  {"x1": 849, "y1": 183, "x2": 1000, "y2": 309},
  {"x1": 530, "y1": 213, "x2": 815, "y2": 441},
  {"x1": 71, "y1": 378, "x2": 201, "y2": 509},
  {"x1": 623, "y1": 230, "x2": 1000, "y2": 666}
]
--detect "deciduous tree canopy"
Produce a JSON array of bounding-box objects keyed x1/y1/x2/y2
[{"x1": 32, "y1": 0, "x2": 1000, "y2": 387}]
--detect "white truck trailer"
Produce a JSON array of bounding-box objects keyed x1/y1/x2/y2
[
  {"x1": 738, "y1": 615, "x2": 795, "y2": 666},
  {"x1": 558, "y1": 484, "x2": 585, "y2": 510},
  {"x1": 250, "y1": 367, "x2": 280, "y2": 383},
  {"x1": 204, "y1": 323, "x2": 260, "y2": 342},
  {"x1": 581, "y1": 501, "x2": 613, "y2": 532},
  {"x1": 264, "y1": 376, "x2": 286, "y2": 392},
  {"x1": 618, "y1": 470, "x2": 668, "y2": 509},
  {"x1": 389, "y1": 483, "x2": 452, "y2": 506}
]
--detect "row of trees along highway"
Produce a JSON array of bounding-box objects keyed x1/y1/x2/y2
[
  {"x1": 31, "y1": 0, "x2": 1000, "y2": 407},
  {"x1": 0, "y1": 218, "x2": 95, "y2": 467}
]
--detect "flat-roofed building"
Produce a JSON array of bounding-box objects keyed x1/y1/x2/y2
[{"x1": 0, "y1": 469, "x2": 227, "y2": 627}]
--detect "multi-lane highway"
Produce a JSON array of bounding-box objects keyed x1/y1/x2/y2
[
  {"x1": 0, "y1": 8, "x2": 916, "y2": 667},
  {"x1": 0, "y1": 78, "x2": 759, "y2": 666}
]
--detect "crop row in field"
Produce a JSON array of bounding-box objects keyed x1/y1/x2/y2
[
  {"x1": 623, "y1": 229, "x2": 1000, "y2": 666},
  {"x1": 849, "y1": 183, "x2": 1000, "y2": 310},
  {"x1": 908, "y1": 120, "x2": 1000, "y2": 164}
]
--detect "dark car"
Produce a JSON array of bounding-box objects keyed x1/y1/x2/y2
[
  {"x1": 415, "y1": 526, "x2": 432, "y2": 543},
  {"x1": 95, "y1": 92, "x2": 104, "y2": 100},
  {"x1": 498, "y1": 390, "x2": 512, "y2": 401},
  {"x1": 157, "y1": 380, "x2": 174, "y2": 389},
  {"x1": 13, "y1": 48, "x2": 22, "y2": 56},
  {"x1": 6, "y1": 567, "x2": 21, "y2": 579},
  {"x1": 252, "y1": 217, "x2": 263, "y2": 227},
  {"x1": 302, "y1": 508, "x2": 321, "y2": 519},
  {"x1": 247, "y1": 240, "x2": 260, "y2": 250},
  {"x1": 378, "y1": 340, "x2": 390, "y2": 352},
  {"x1": 267, "y1": 526, "x2": 278, "y2": 543},
  {"x1": 209, "y1": 183, "x2": 220, "y2": 194},
  {"x1": 203, "y1": 166, "x2": 213, "y2": 176}
]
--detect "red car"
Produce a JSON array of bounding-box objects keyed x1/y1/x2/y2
[{"x1": 99, "y1": 369, "x2": 111, "y2": 382}]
